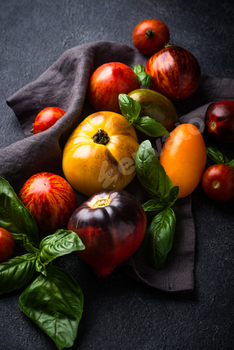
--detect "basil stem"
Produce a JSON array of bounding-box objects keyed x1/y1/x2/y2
[
  {"x1": 146, "y1": 207, "x2": 176, "y2": 269},
  {"x1": 19, "y1": 264, "x2": 84, "y2": 350}
]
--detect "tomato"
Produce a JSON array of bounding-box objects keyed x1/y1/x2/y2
[
  {"x1": 145, "y1": 46, "x2": 201, "y2": 101},
  {"x1": 128, "y1": 88, "x2": 178, "y2": 132},
  {"x1": 0, "y1": 228, "x2": 15, "y2": 263},
  {"x1": 88, "y1": 62, "x2": 140, "y2": 113},
  {"x1": 62, "y1": 111, "x2": 139, "y2": 197},
  {"x1": 159, "y1": 124, "x2": 207, "y2": 198},
  {"x1": 132, "y1": 19, "x2": 170, "y2": 55},
  {"x1": 19, "y1": 172, "x2": 77, "y2": 236},
  {"x1": 33, "y1": 107, "x2": 65, "y2": 134},
  {"x1": 205, "y1": 100, "x2": 234, "y2": 143},
  {"x1": 201, "y1": 164, "x2": 234, "y2": 201},
  {"x1": 67, "y1": 190, "x2": 147, "y2": 278}
]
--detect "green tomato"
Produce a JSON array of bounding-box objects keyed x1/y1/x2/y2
[{"x1": 128, "y1": 89, "x2": 178, "y2": 132}]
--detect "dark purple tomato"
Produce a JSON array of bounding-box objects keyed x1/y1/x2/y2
[
  {"x1": 128, "y1": 88, "x2": 178, "y2": 132},
  {"x1": 67, "y1": 190, "x2": 147, "y2": 278},
  {"x1": 205, "y1": 100, "x2": 234, "y2": 143},
  {"x1": 201, "y1": 164, "x2": 234, "y2": 201}
]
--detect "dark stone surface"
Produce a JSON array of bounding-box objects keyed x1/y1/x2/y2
[{"x1": 0, "y1": 1, "x2": 234, "y2": 349}]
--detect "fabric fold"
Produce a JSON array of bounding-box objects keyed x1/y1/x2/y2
[{"x1": 1, "y1": 41, "x2": 232, "y2": 291}]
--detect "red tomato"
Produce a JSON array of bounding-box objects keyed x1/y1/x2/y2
[
  {"x1": 88, "y1": 62, "x2": 140, "y2": 113},
  {"x1": 19, "y1": 172, "x2": 77, "y2": 236},
  {"x1": 0, "y1": 228, "x2": 15, "y2": 263},
  {"x1": 160, "y1": 124, "x2": 207, "y2": 198},
  {"x1": 132, "y1": 19, "x2": 170, "y2": 55},
  {"x1": 201, "y1": 164, "x2": 234, "y2": 201},
  {"x1": 205, "y1": 100, "x2": 234, "y2": 143},
  {"x1": 33, "y1": 107, "x2": 65, "y2": 134},
  {"x1": 145, "y1": 46, "x2": 201, "y2": 101},
  {"x1": 67, "y1": 190, "x2": 147, "y2": 278}
]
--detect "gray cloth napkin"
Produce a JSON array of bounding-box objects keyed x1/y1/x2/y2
[{"x1": 1, "y1": 41, "x2": 234, "y2": 292}]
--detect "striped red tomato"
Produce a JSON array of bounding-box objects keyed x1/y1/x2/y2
[
  {"x1": 0, "y1": 228, "x2": 15, "y2": 263},
  {"x1": 33, "y1": 107, "x2": 65, "y2": 134},
  {"x1": 19, "y1": 172, "x2": 77, "y2": 236},
  {"x1": 145, "y1": 46, "x2": 201, "y2": 101}
]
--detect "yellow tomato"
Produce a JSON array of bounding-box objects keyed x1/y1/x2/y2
[
  {"x1": 159, "y1": 123, "x2": 207, "y2": 198},
  {"x1": 62, "y1": 111, "x2": 139, "y2": 197}
]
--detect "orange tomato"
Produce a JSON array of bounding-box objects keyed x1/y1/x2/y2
[
  {"x1": 62, "y1": 111, "x2": 139, "y2": 197},
  {"x1": 159, "y1": 123, "x2": 207, "y2": 198}
]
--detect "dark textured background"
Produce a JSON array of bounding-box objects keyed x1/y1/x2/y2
[{"x1": 0, "y1": 1, "x2": 234, "y2": 349}]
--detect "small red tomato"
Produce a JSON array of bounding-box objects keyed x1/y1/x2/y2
[
  {"x1": 201, "y1": 164, "x2": 234, "y2": 201},
  {"x1": 132, "y1": 19, "x2": 170, "y2": 55},
  {"x1": 33, "y1": 107, "x2": 65, "y2": 134},
  {"x1": 19, "y1": 172, "x2": 77, "y2": 236},
  {"x1": 205, "y1": 100, "x2": 234, "y2": 143},
  {"x1": 68, "y1": 190, "x2": 147, "y2": 278},
  {"x1": 145, "y1": 46, "x2": 201, "y2": 101},
  {"x1": 88, "y1": 62, "x2": 140, "y2": 113},
  {"x1": 0, "y1": 228, "x2": 15, "y2": 263}
]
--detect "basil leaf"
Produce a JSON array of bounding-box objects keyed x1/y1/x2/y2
[
  {"x1": 133, "y1": 116, "x2": 169, "y2": 137},
  {"x1": 228, "y1": 159, "x2": 234, "y2": 169},
  {"x1": 19, "y1": 264, "x2": 84, "y2": 350},
  {"x1": 36, "y1": 229, "x2": 85, "y2": 276},
  {"x1": 133, "y1": 64, "x2": 151, "y2": 88},
  {"x1": 0, "y1": 253, "x2": 36, "y2": 295},
  {"x1": 118, "y1": 93, "x2": 141, "y2": 123},
  {"x1": 142, "y1": 198, "x2": 166, "y2": 212},
  {"x1": 0, "y1": 176, "x2": 39, "y2": 246},
  {"x1": 135, "y1": 140, "x2": 174, "y2": 197},
  {"x1": 142, "y1": 186, "x2": 179, "y2": 212},
  {"x1": 134, "y1": 64, "x2": 145, "y2": 74},
  {"x1": 206, "y1": 146, "x2": 229, "y2": 165},
  {"x1": 146, "y1": 207, "x2": 176, "y2": 269}
]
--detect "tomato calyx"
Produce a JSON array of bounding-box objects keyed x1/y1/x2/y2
[
  {"x1": 209, "y1": 120, "x2": 217, "y2": 131},
  {"x1": 92, "y1": 128, "x2": 110, "y2": 145},
  {"x1": 146, "y1": 28, "x2": 155, "y2": 40},
  {"x1": 212, "y1": 180, "x2": 220, "y2": 189},
  {"x1": 90, "y1": 196, "x2": 112, "y2": 208}
]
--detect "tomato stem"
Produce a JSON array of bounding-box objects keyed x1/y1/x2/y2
[
  {"x1": 146, "y1": 28, "x2": 155, "y2": 40},
  {"x1": 209, "y1": 120, "x2": 216, "y2": 131},
  {"x1": 92, "y1": 128, "x2": 110, "y2": 145},
  {"x1": 212, "y1": 180, "x2": 221, "y2": 189}
]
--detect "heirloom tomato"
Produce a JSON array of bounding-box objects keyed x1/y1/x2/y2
[
  {"x1": 132, "y1": 19, "x2": 170, "y2": 56},
  {"x1": 33, "y1": 107, "x2": 65, "y2": 134},
  {"x1": 67, "y1": 190, "x2": 147, "y2": 278},
  {"x1": 128, "y1": 88, "x2": 178, "y2": 131},
  {"x1": 145, "y1": 46, "x2": 201, "y2": 101},
  {"x1": 160, "y1": 124, "x2": 207, "y2": 198},
  {"x1": 88, "y1": 62, "x2": 140, "y2": 113},
  {"x1": 201, "y1": 164, "x2": 234, "y2": 201},
  {"x1": 0, "y1": 228, "x2": 15, "y2": 263},
  {"x1": 19, "y1": 172, "x2": 77, "y2": 236},
  {"x1": 205, "y1": 100, "x2": 234, "y2": 143},
  {"x1": 62, "y1": 111, "x2": 139, "y2": 197}
]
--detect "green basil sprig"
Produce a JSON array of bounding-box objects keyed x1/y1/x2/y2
[
  {"x1": 134, "y1": 64, "x2": 152, "y2": 88},
  {"x1": 135, "y1": 140, "x2": 178, "y2": 269},
  {"x1": 0, "y1": 176, "x2": 85, "y2": 350},
  {"x1": 118, "y1": 94, "x2": 169, "y2": 138},
  {"x1": 207, "y1": 145, "x2": 234, "y2": 169}
]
